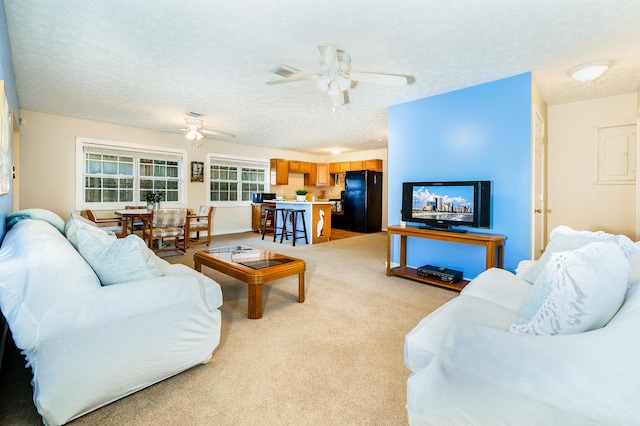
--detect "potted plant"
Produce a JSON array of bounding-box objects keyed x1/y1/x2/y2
[
  {"x1": 295, "y1": 189, "x2": 308, "y2": 202},
  {"x1": 145, "y1": 191, "x2": 164, "y2": 210}
]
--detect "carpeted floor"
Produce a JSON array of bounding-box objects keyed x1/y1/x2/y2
[{"x1": 0, "y1": 231, "x2": 457, "y2": 425}]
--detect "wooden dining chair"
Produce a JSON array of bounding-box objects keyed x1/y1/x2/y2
[
  {"x1": 184, "y1": 206, "x2": 214, "y2": 249},
  {"x1": 84, "y1": 209, "x2": 125, "y2": 238},
  {"x1": 142, "y1": 208, "x2": 187, "y2": 253}
]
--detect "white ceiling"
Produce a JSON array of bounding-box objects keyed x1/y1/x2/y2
[{"x1": 4, "y1": 1, "x2": 640, "y2": 154}]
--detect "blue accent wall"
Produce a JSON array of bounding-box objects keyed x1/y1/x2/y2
[
  {"x1": 0, "y1": 3, "x2": 19, "y2": 241},
  {"x1": 388, "y1": 73, "x2": 532, "y2": 277}
]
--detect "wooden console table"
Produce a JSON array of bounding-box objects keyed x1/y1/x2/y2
[{"x1": 386, "y1": 225, "x2": 506, "y2": 291}]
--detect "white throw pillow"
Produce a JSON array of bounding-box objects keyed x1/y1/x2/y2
[
  {"x1": 65, "y1": 213, "x2": 107, "y2": 250},
  {"x1": 76, "y1": 229, "x2": 164, "y2": 286},
  {"x1": 510, "y1": 242, "x2": 630, "y2": 335},
  {"x1": 522, "y1": 225, "x2": 639, "y2": 284}
]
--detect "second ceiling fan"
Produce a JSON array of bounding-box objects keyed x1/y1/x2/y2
[{"x1": 266, "y1": 44, "x2": 408, "y2": 107}]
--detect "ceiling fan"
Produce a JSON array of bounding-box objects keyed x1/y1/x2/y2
[
  {"x1": 266, "y1": 44, "x2": 408, "y2": 108},
  {"x1": 162, "y1": 117, "x2": 235, "y2": 143}
]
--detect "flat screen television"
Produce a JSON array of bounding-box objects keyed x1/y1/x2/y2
[{"x1": 401, "y1": 180, "x2": 491, "y2": 232}]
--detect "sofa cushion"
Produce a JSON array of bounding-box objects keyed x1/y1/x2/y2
[
  {"x1": 405, "y1": 295, "x2": 518, "y2": 374},
  {"x1": 522, "y1": 225, "x2": 639, "y2": 284},
  {"x1": 0, "y1": 219, "x2": 101, "y2": 349},
  {"x1": 7, "y1": 208, "x2": 66, "y2": 234},
  {"x1": 77, "y1": 229, "x2": 164, "y2": 285},
  {"x1": 628, "y1": 252, "x2": 640, "y2": 286},
  {"x1": 510, "y1": 242, "x2": 629, "y2": 335},
  {"x1": 460, "y1": 267, "x2": 532, "y2": 311}
]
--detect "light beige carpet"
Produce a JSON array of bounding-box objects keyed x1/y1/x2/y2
[{"x1": 0, "y1": 231, "x2": 456, "y2": 425}]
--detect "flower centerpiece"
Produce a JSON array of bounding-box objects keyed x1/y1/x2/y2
[
  {"x1": 145, "y1": 191, "x2": 164, "y2": 210},
  {"x1": 295, "y1": 189, "x2": 308, "y2": 202}
]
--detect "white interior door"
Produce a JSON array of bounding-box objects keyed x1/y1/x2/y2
[{"x1": 532, "y1": 106, "x2": 546, "y2": 259}]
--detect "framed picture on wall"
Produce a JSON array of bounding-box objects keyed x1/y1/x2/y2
[{"x1": 191, "y1": 161, "x2": 204, "y2": 182}]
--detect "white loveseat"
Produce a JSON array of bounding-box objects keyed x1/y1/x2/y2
[
  {"x1": 0, "y1": 210, "x2": 223, "y2": 426},
  {"x1": 405, "y1": 226, "x2": 640, "y2": 425}
]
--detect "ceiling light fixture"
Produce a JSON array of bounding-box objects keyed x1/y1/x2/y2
[
  {"x1": 185, "y1": 127, "x2": 204, "y2": 141},
  {"x1": 568, "y1": 60, "x2": 612, "y2": 82}
]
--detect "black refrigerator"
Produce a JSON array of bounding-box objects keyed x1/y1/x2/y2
[{"x1": 344, "y1": 170, "x2": 382, "y2": 232}]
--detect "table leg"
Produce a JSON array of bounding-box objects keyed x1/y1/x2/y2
[
  {"x1": 497, "y1": 245, "x2": 504, "y2": 269},
  {"x1": 387, "y1": 231, "x2": 392, "y2": 276},
  {"x1": 248, "y1": 283, "x2": 263, "y2": 319},
  {"x1": 485, "y1": 242, "x2": 496, "y2": 269},
  {"x1": 194, "y1": 261, "x2": 201, "y2": 272},
  {"x1": 400, "y1": 235, "x2": 407, "y2": 267},
  {"x1": 298, "y1": 272, "x2": 305, "y2": 303},
  {"x1": 116, "y1": 217, "x2": 130, "y2": 238}
]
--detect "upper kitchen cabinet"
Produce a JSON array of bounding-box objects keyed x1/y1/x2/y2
[
  {"x1": 364, "y1": 159, "x2": 383, "y2": 172},
  {"x1": 289, "y1": 160, "x2": 311, "y2": 174},
  {"x1": 270, "y1": 158, "x2": 289, "y2": 185},
  {"x1": 329, "y1": 159, "x2": 383, "y2": 174},
  {"x1": 305, "y1": 163, "x2": 331, "y2": 186}
]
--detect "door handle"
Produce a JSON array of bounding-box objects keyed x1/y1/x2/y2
[{"x1": 534, "y1": 209, "x2": 542, "y2": 213}]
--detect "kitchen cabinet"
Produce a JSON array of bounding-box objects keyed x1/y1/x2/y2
[
  {"x1": 270, "y1": 158, "x2": 289, "y2": 185},
  {"x1": 329, "y1": 159, "x2": 382, "y2": 174},
  {"x1": 305, "y1": 163, "x2": 331, "y2": 186},
  {"x1": 316, "y1": 163, "x2": 330, "y2": 186},
  {"x1": 300, "y1": 161, "x2": 311, "y2": 174},
  {"x1": 330, "y1": 161, "x2": 350, "y2": 173},
  {"x1": 252, "y1": 202, "x2": 276, "y2": 233},
  {"x1": 288, "y1": 160, "x2": 300, "y2": 173},
  {"x1": 251, "y1": 204, "x2": 262, "y2": 232},
  {"x1": 364, "y1": 159, "x2": 383, "y2": 172}
]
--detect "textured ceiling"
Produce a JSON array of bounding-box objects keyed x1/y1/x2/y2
[{"x1": 4, "y1": 0, "x2": 640, "y2": 154}]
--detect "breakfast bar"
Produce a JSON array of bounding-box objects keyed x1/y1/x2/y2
[{"x1": 274, "y1": 201, "x2": 333, "y2": 244}]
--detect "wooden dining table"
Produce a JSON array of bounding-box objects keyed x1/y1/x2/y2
[{"x1": 114, "y1": 209, "x2": 152, "y2": 238}]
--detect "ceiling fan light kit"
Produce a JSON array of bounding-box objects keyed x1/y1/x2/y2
[
  {"x1": 185, "y1": 128, "x2": 204, "y2": 141},
  {"x1": 160, "y1": 117, "x2": 235, "y2": 143},
  {"x1": 568, "y1": 60, "x2": 612, "y2": 82}
]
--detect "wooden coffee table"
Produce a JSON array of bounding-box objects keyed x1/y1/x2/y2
[{"x1": 193, "y1": 246, "x2": 305, "y2": 319}]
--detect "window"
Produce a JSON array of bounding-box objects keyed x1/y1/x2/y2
[
  {"x1": 209, "y1": 155, "x2": 269, "y2": 203},
  {"x1": 77, "y1": 138, "x2": 186, "y2": 209}
]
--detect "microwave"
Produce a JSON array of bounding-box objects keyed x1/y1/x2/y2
[{"x1": 252, "y1": 193, "x2": 276, "y2": 203}]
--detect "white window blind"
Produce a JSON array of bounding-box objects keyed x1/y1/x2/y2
[
  {"x1": 76, "y1": 137, "x2": 187, "y2": 209},
  {"x1": 209, "y1": 155, "x2": 269, "y2": 203}
]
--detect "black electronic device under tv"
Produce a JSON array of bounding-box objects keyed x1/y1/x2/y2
[{"x1": 401, "y1": 180, "x2": 491, "y2": 232}]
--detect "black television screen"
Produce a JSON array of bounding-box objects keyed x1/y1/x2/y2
[{"x1": 401, "y1": 181, "x2": 491, "y2": 231}]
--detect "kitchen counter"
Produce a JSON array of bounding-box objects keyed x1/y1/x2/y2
[{"x1": 274, "y1": 201, "x2": 332, "y2": 243}]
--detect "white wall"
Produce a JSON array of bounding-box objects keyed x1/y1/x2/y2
[
  {"x1": 547, "y1": 92, "x2": 638, "y2": 237},
  {"x1": 18, "y1": 110, "x2": 388, "y2": 234}
]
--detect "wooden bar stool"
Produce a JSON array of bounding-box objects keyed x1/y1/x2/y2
[
  {"x1": 273, "y1": 208, "x2": 289, "y2": 242},
  {"x1": 262, "y1": 207, "x2": 286, "y2": 241},
  {"x1": 280, "y1": 209, "x2": 308, "y2": 246}
]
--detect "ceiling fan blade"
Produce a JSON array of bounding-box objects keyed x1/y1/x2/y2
[
  {"x1": 157, "y1": 127, "x2": 189, "y2": 132},
  {"x1": 318, "y1": 44, "x2": 339, "y2": 69},
  {"x1": 350, "y1": 72, "x2": 408, "y2": 87},
  {"x1": 265, "y1": 74, "x2": 319, "y2": 85},
  {"x1": 200, "y1": 128, "x2": 236, "y2": 138}
]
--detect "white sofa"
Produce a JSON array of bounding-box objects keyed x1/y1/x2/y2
[
  {"x1": 0, "y1": 210, "x2": 223, "y2": 426},
  {"x1": 405, "y1": 226, "x2": 640, "y2": 425}
]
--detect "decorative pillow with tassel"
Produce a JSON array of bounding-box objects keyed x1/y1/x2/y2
[{"x1": 510, "y1": 242, "x2": 630, "y2": 335}]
